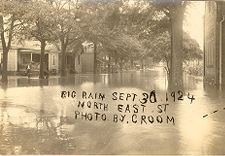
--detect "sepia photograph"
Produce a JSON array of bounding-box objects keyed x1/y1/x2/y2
[{"x1": 0, "y1": 0, "x2": 225, "y2": 155}]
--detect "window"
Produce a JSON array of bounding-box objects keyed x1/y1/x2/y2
[
  {"x1": 32, "y1": 54, "x2": 40, "y2": 63},
  {"x1": 21, "y1": 53, "x2": 31, "y2": 64}
]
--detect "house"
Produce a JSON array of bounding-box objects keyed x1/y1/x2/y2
[
  {"x1": 0, "y1": 41, "x2": 59, "y2": 75},
  {"x1": 56, "y1": 41, "x2": 95, "y2": 74},
  {"x1": 0, "y1": 40, "x2": 96, "y2": 75},
  {"x1": 59, "y1": 44, "x2": 82, "y2": 74},
  {"x1": 204, "y1": 1, "x2": 225, "y2": 88}
]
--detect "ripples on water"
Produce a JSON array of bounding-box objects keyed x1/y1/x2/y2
[{"x1": 0, "y1": 69, "x2": 225, "y2": 154}]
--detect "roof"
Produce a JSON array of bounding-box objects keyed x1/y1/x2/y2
[{"x1": 0, "y1": 40, "x2": 59, "y2": 53}]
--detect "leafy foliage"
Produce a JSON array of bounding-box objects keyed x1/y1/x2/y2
[{"x1": 1, "y1": 0, "x2": 203, "y2": 81}]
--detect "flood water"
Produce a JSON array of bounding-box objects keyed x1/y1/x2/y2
[{"x1": 0, "y1": 67, "x2": 225, "y2": 154}]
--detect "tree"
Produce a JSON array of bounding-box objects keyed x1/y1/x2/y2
[
  {"x1": 50, "y1": 0, "x2": 82, "y2": 76},
  {"x1": 169, "y1": 2, "x2": 186, "y2": 89},
  {"x1": 152, "y1": 0, "x2": 189, "y2": 89},
  {"x1": 79, "y1": 0, "x2": 146, "y2": 72},
  {"x1": 183, "y1": 32, "x2": 203, "y2": 62},
  {"x1": 21, "y1": 0, "x2": 56, "y2": 79},
  {"x1": 0, "y1": 0, "x2": 27, "y2": 83},
  {"x1": 143, "y1": 31, "x2": 202, "y2": 76},
  {"x1": 143, "y1": 31, "x2": 171, "y2": 74}
]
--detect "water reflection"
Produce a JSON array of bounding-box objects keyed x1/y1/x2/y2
[
  {"x1": 0, "y1": 68, "x2": 225, "y2": 154},
  {"x1": 177, "y1": 101, "x2": 213, "y2": 154},
  {"x1": 4, "y1": 68, "x2": 167, "y2": 91},
  {"x1": 0, "y1": 100, "x2": 76, "y2": 154}
]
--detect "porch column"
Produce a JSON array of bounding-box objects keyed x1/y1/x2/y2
[{"x1": 30, "y1": 53, "x2": 33, "y2": 62}]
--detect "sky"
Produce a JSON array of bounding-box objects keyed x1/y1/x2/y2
[{"x1": 183, "y1": 1, "x2": 205, "y2": 50}]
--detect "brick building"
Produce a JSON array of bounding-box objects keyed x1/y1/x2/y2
[{"x1": 204, "y1": 1, "x2": 225, "y2": 88}]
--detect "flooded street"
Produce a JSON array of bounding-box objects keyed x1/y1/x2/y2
[{"x1": 0, "y1": 67, "x2": 225, "y2": 155}]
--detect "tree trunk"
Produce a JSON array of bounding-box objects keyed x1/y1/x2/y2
[
  {"x1": 39, "y1": 40, "x2": 46, "y2": 79},
  {"x1": 141, "y1": 58, "x2": 144, "y2": 70},
  {"x1": 93, "y1": 42, "x2": 97, "y2": 74},
  {"x1": 108, "y1": 56, "x2": 111, "y2": 73},
  {"x1": 1, "y1": 14, "x2": 15, "y2": 84},
  {"x1": 131, "y1": 59, "x2": 134, "y2": 69},
  {"x1": 114, "y1": 54, "x2": 118, "y2": 72},
  {"x1": 1, "y1": 47, "x2": 9, "y2": 83},
  {"x1": 169, "y1": 4, "x2": 184, "y2": 90},
  {"x1": 165, "y1": 58, "x2": 170, "y2": 75},
  {"x1": 61, "y1": 42, "x2": 67, "y2": 77},
  {"x1": 120, "y1": 58, "x2": 123, "y2": 72},
  {"x1": 114, "y1": 52, "x2": 118, "y2": 65}
]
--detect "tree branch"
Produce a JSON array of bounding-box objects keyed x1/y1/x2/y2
[{"x1": 3, "y1": 22, "x2": 25, "y2": 33}]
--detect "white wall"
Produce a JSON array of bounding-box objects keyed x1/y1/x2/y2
[
  {"x1": 8, "y1": 50, "x2": 18, "y2": 71},
  {"x1": 0, "y1": 50, "x2": 17, "y2": 71},
  {"x1": 48, "y1": 53, "x2": 59, "y2": 71}
]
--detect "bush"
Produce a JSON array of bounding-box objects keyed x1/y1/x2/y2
[{"x1": 184, "y1": 63, "x2": 203, "y2": 76}]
